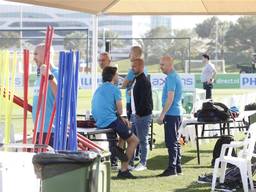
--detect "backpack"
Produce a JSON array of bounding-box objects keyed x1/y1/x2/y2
[
  {"x1": 196, "y1": 101, "x2": 230, "y2": 122},
  {"x1": 225, "y1": 163, "x2": 256, "y2": 184},
  {"x1": 198, "y1": 163, "x2": 256, "y2": 189},
  {"x1": 211, "y1": 135, "x2": 236, "y2": 167}
]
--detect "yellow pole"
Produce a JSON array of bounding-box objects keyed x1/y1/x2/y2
[
  {"x1": 5, "y1": 52, "x2": 17, "y2": 144},
  {"x1": 4, "y1": 51, "x2": 10, "y2": 144},
  {"x1": 0, "y1": 51, "x2": 3, "y2": 123}
]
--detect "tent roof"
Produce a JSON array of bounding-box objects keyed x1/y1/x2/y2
[{"x1": 6, "y1": 0, "x2": 256, "y2": 15}]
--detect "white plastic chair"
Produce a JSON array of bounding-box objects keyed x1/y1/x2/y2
[{"x1": 211, "y1": 123, "x2": 256, "y2": 192}]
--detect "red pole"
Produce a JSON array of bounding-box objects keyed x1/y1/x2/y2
[
  {"x1": 32, "y1": 26, "x2": 54, "y2": 145},
  {"x1": 32, "y1": 26, "x2": 50, "y2": 144},
  {"x1": 1, "y1": 88, "x2": 32, "y2": 112},
  {"x1": 76, "y1": 137, "x2": 101, "y2": 153},
  {"x1": 78, "y1": 142, "x2": 87, "y2": 151},
  {"x1": 23, "y1": 49, "x2": 29, "y2": 144},
  {"x1": 13, "y1": 95, "x2": 32, "y2": 112},
  {"x1": 77, "y1": 133, "x2": 104, "y2": 151},
  {"x1": 45, "y1": 102, "x2": 56, "y2": 145},
  {"x1": 32, "y1": 78, "x2": 45, "y2": 144},
  {"x1": 38, "y1": 26, "x2": 54, "y2": 145}
]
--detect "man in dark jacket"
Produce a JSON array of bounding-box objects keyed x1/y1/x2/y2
[{"x1": 130, "y1": 58, "x2": 153, "y2": 171}]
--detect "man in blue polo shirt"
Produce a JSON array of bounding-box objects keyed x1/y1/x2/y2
[
  {"x1": 32, "y1": 44, "x2": 58, "y2": 146},
  {"x1": 157, "y1": 55, "x2": 183, "y2": 177},
  {"x1": 92, "y1": 66, "x2": 139, "y2": 179}
]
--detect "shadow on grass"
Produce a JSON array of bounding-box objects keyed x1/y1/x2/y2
[
  {"x1": 174, "y1": 183, "x2": 210, "y2": 192},
  {"x1": 155, "y1": 142, "x2": 195, "y2": 149},
  {"x1": 186, "y1": 150, "x2": 213, "y2": 154},
  {"x1": 154, "y1": 141, "x2": 166, "y2": 149},
  {"x1": 147, "y1": 155, "x2": 195, "y2": 170},
  {"x1": 111, "y1": 175, "x2": 158, "y2": 180},
  {"x1": 184, "y1": 165, "x2": 212, "y2": 169}
]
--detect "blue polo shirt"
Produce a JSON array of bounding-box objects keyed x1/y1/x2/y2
[
  {"x1": 32, "y1": 67, "x2": 58, "y2": 132},
  {"x1": 92, "y1": 82, "x2": 122, "y2": 128},
  {"x1": 125, "y1": 68, "x2": 148, "y2": 103},
  {"x1": 162, "y1": 70, "x2": 183, "y2": 116}
]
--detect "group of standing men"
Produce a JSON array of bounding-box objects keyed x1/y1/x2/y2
[
  {"x1": 31, "y1": 43, "x2": 216, "y2": 180},
  {"x1": 92, "y1": 46, "x2": 183, "y2": 179},
  {"x1": 32, "y1": 42, "x2": 216, "y2": 178}
]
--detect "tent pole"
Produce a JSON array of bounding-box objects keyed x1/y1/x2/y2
[{"x1": 92, "y1": 15, "x2": 98, "y2": 94}]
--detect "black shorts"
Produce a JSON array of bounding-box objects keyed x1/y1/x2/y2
[{"x1": 107, "y1": 118, "x2": 133, "y2": 140}]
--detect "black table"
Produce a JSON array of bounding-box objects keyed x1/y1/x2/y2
[
  {"x1": 181, "y1": 111, "x2": 256, "y2": 164},
  {"x1": 76, "y1": 118, "x2": 154, "y2": 151},
  {"x1": 185, "y1": 120, "x2": 232, "y2": 164}
]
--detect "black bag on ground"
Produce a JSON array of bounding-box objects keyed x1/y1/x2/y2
[
  {"x1": 196, "y1": 101, "x2": 230, "y2": 122},
  {"x1": 211, "y1": 135, "x2": 236, "y2": 167},
  {"x1": 197, "y1": 163, "x2": 256, "y2": 189}
]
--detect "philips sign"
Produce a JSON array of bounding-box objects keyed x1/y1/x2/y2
[
  {"x1": 79, "y1": 74, "x2": 102, "y2": 89},
  {"x1": 240, "y1": 74, "x2": 256, "y2": 88}
]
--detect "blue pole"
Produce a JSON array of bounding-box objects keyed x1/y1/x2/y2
[
  {"x1": 62, "y1": 51, "x2": 74, "y2": 150},
  {"x1": 68, "y1": 72, "x2": 74, "y2": 151},
  {"x1": 68, "y1": 51, "x2": 80, "y2": 151},
  {"x1": 73, "y1": 51, "x2": 80, "y2": 150},
  {"x1": 54, "y1": 52, "x2": 65, "y2": 150},
  {"x1": 59, "y1": 52, "x2": 68, "y2": 150},
  {"x1": 68, "y1": 73, "x2": 75, "y2": 151}
]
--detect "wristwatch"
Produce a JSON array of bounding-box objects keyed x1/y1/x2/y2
[{"x1": 48, "y1": 74, "x2": 54, "y2": 80}]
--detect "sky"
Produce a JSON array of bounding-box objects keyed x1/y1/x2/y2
[{"x1": 172, "y1": 15, "x2": 240, "y2": 29}]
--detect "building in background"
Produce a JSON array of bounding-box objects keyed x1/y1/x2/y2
[
  {"x1": 0, "y1": 3, "x2": 173, "y2": 72},
  {"x1": 151, "y1": 16, "x2": 172, "y2": 29}
]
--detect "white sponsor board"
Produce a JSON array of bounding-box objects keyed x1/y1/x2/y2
[
  {"x1": 0, "y1": 74, "x2": 23, "y2": 88},
  {"x1": 78, "y1": 73, "x2": 195, "y2": 90},
  {"x1": 79, "y1": 74, "x2": 102, "y2": 89},
  {"x1": 78, "y1": 74, "x2": 125, "y2": 89},
  {"x1": 150, "y1": 73, "x2": 195, "y2": 91},
  {"x1": 14, "y1": 74, "x2": 23, "y2": 87},
  {"x1": 240, "y1": 74, "x2": 256, "y2": 88}
]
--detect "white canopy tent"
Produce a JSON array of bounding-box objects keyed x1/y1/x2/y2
[
  {"x1": 6, "y1": 0, "x2": 256, "y2": 92},
  {"x1": 6, "y1": 0, "x2": 256, "y2": 15}
]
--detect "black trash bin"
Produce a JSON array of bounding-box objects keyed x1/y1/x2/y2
[{"x1": 33, "y1": 151, "x2": 110, "y2": 192}]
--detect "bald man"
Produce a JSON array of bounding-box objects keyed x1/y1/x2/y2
[
  {"x1": 122, "y1": 46, "x2": 147, "y2": 120},
  {"x1": 121, "y1": 46, "x2": 147, "y2": 167},
  {"x1": 99, "y1": 52, "x2": 112, "y2": 70},
  {"x1": 157, "y1": 55, "x2": 183, "y2": 177},
  {"x1": 32, "y1": 44, "x2": 58, "y2": 146},
  {"x1": 130, "y1": 58, "x2": 153, "y2": 171}
]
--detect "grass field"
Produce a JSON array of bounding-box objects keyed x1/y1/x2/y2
[
  {"x1": 0, "y1": 88, "x2": 255, "y2": 191},
  {"x1": 112, "y1": 124, "x2": 216, "y2": 192},
  {"x1": 110, "y1": 125, "x2": 248, "y2": 192},
  {"x1": 111, "y1": 123, "x2": 214, "y2": 192}
]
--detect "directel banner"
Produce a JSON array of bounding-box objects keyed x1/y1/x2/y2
[{"x1": 195, "y1": 74, "x2": 240, "y2": 89}]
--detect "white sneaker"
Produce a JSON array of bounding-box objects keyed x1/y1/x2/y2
[
  {"x1": 133, "y1": 163, "x2": 147, "y2": 171},
  {"x1": 128, "y1": 165, "x2": 134, "y2": 171}
]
